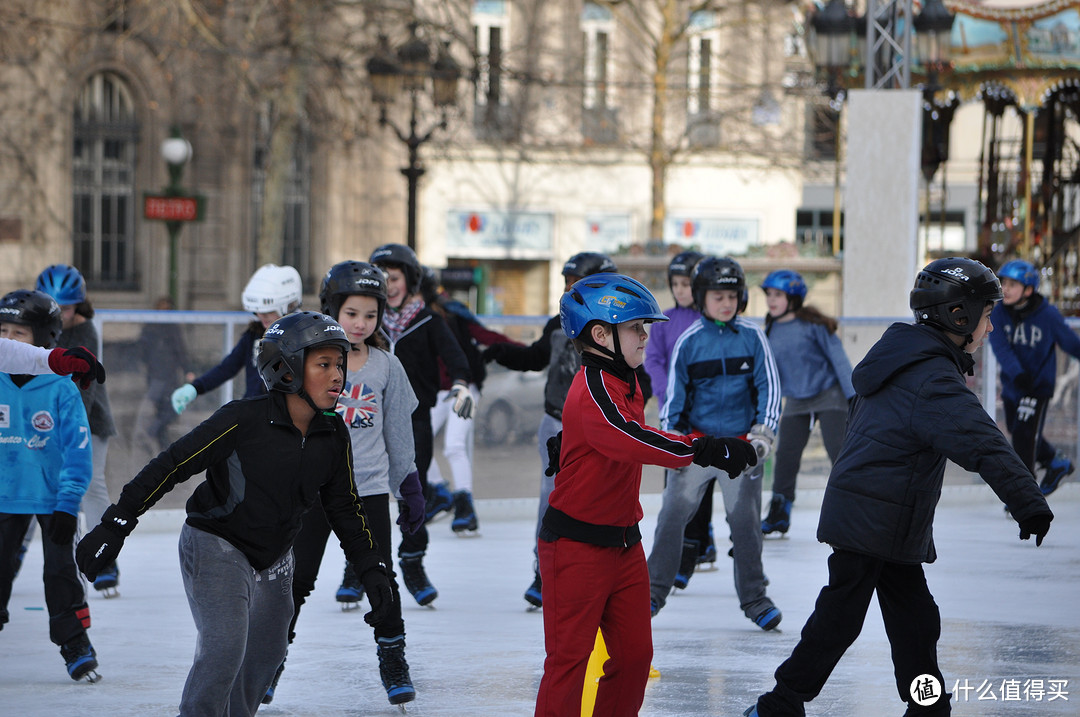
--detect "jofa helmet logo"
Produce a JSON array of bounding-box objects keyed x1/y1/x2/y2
[
  {"x1": 597, "y1": 295, "x2": 627, "y2": 308},
  {"x1": 940, "y1": 267, "x2": 970, "y2": 281}
]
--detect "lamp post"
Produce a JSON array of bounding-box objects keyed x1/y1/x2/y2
[
  {"x1": 366, "y1": 25, "x2": 461, "y2": 252},
  {"x1": 160, "y1": 129, "x2": 192, "y2": 307}
]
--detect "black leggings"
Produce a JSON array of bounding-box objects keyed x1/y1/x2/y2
[
  {"x1": 771, "y1": 409, "x2": 847, "y2": 502},
  {"x1": 399, "y1": 411, "x2": 433, "y2": 556}
]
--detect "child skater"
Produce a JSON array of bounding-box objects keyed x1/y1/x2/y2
[
  {"x1": 534, "y1": 273, "x2": 756, "y2": 716},
  {"x1": 272, "y1": 261, "x2": 426, "y2": 708},
  {"x1": 989, "y1": 259, "x2": 1080, "y2": 496},
  {"x1": 643, "y1": 250, "x2": 719, "y2": 590},
  {"x1": 77, "y1": 311, "x2": 394, "y2": 717},
  {"x1": 648, "y1": 256, "x2": 783, "y2": 630},
  {"x1": 35, "y1": 264, "x2": 119, "y2": 596},
  {"x1": 0, "y1": 290, "x2": 97, "y2": 682},
  {"x1": 369, "y1": 244, "x2": 473, "y2": 607},
  {"x1": 744, "y1": 258, "x2": 1054, "y2": 717},
  {"x1": 170, "y1": 263, "x2": 303, "y2": 412},
  {"x1": 759, "y1": 269, "x2": 854, "y2": 535}
]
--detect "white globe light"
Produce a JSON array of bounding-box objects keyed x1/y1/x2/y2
[{"x1": 160, "y1": 137, "x2": 192, "y2": 165}]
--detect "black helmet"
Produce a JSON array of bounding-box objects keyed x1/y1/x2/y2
[
  {"x1": 320, "y1": 261, "x2": 387, "y2": 330},
  {"x1": 691, "y1": 256, "x2": 747, "y2": 314},
  {"x1": 562, "y1": 252, "x2": 617, "y2": 279},
  {"x1": 0, "y1": 289, "x2": 63, "y2": 348},
  {"x1": 668, "y1": 251, "x2": 704, "y2": 284},
  {"x1": 257, "y1": 311, "x2": 351, "y2": 393},
  {"x1": 420, "y1": 265, "x2": 440, "y2": 305},
  {"x1": 370, "y1": 243, "x2": 422, "y2": 294},
  {"x1": 910, "y1": 257, "x2": 1003, "y2": 335}
]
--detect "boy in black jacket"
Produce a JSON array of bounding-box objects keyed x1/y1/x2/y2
[
  {"x1": 76, "y1": 312, "x2": 393, "y2": 717},
  {"x1": 745, "y1": 258, "x2": 1054, "y2": 717}
]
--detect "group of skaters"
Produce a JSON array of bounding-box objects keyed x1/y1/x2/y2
[{"x1": 0, "y1": 248, "x2": 1070, "y2": 717}]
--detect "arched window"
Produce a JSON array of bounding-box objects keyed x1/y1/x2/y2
[{"x1": 73, "y1": 72, "x2": 138, "y2": 288}]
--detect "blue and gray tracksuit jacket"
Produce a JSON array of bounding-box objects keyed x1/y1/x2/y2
[
  {"x1": 0, "y1": 373, "x2": 91, "y2": 516},
  {"x1": 661, "y1": 315, "x2": 781, "y2": 437}
]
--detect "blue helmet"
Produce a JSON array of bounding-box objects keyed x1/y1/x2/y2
[
  {"x1": 559, "y1": 273, "x2": 668, "y2": 339},
  {"x1": 998, "y1": 259, "x2": 1039, "y2": 290},
  {"x1": 35, "y1": 264, "x2": 86, "y2": 305},
  {"x1": 761, "y1": 270, "x2": 808, "y2": 300}
]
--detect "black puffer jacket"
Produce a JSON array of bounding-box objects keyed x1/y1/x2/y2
[{"x1": 818, "y1": 322, "x2": 1051, "y2": 564}]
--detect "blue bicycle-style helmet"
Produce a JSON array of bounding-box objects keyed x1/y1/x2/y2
[
  {"x1": 761, "y1": 269, "x2": 808, "y2": 300},
  {"x1": 560, "y1": 273, "x2": 668, "y2": 339},
  {"x1": 997, "y1": 259, "x2": 1040, "y2": 290},
  {"x1": 35, "y1": 264, "x2": 87, "y2": 305}
]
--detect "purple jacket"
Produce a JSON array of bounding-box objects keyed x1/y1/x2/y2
[{"x1": 644, "y1": 304, "x2": 700, "y2": 405}]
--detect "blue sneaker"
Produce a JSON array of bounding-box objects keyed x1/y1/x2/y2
[
  {"x1": 753, "y1": 606, "x2": 782, "y2": 631},
  {"x1": 1040, "y1": 455, "x2": 1074, "y2": 496},
  {"x1": 424, "y1": 483, "x2": 454, "y2": 522}
]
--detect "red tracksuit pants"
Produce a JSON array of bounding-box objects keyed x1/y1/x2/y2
[{"x1": 534, "y1": 538, "x2": 652, "y2": 717}]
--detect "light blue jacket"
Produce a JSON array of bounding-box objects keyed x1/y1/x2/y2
[
  {"x1": 661, "y1": 316, "x2": 781, "y2": 437},
  {"x1": 0, "y1": 373, "x2": 92, "y2": 516}
]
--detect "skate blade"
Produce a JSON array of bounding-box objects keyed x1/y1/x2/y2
[
  {"x1": 695, "y1": 563, "x2": 719, "y2": 572},
  {"x1": 96, "y1": 587, "x2": 119, "y2": 599},
  {"x1": 81, "y1": 670, "x2": 102, "y2": 684},
  {"x1": 526, "y1": 604, "x2": 542, "y2": 613},
  {"x1": 397, "y1": 704, "x2": 408, "y2": 714},
  {"x1": 452, "y1": 529, "x2": 481, "y2": 537},
  {"x1": 338, "y1": 602, "x2": 362, "y2": 612}
]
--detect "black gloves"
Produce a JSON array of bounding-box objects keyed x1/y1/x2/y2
[
  {"x1": 46, "y1": 510, "x2": 78, "y2": 545},
  {"x1": 76, "y1": 504, "x2": 138, "y2": 580},
  {"x1": 48, "y1": 346, "x2": 106, "y2": 389},
  {"x1": 359, "y1": 563, "x2": 394, "y2": 627},
  {"x1": 396, "y1": 471, "x2": 426, "y2": 535},
  {"x1": 481, "y1": 344, "x2": 508, "y2": 364},
  {"x1": 1018, "y1": 513, "x2": 1053, "y2": 547},
  {"x1": 692, "y1": 436, "x2": 758, "y2": 479},
  {"x1": 544, "y1": 431, "x2": 563, "y2": 477}
]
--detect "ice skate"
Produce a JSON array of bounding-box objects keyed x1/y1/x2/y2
[
  {"x1": 399, "y1": 552, "x2": 437, "y2": 606},
  {"x1": 1040, "y1": 454, "x2": 1074, "y2": 496},
  {"x1": 761, "y1": 495, "x2": 792, "y2": 537},
  {"x1": 751, "y1": 605, "x2": 782, "y2": 632},
  {"x1": 377, "y1": 635, "x2": 416, "y2": 710},
  {"x1": 424, "y1": 482, "x2": 453, "y2": 522},
  {"x1": 335, "y1": 563, "x2": 365, "y2": 611},
  {"x1": 695, "y1": 524, "x2": 718, "y2": 571},
  {"x1": 61, "y1": 634, "x2": 101, "y2": 683},
  {"x1": 262, "y1": 655, "x2": 286, "y2": 704},
  {"x1": 92, "y1": 561, "x2": 120, "y2": 598},
  {"x1": 524, "y1": 572, "x2": 543, "y2": 611},
  {"x1": 673, "y1": 539, "x2": 699, "y2": 590},
  {"x1": 450, "y1": 490, "x2": 479, "y2": 535}
]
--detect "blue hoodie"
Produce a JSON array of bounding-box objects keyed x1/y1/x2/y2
[
  {"x1": 0, "y1": 372, "x2": 92, "y2": 516},
  {"x1": 989, "y1": 294, "x2": 1080, "y2": 402}
]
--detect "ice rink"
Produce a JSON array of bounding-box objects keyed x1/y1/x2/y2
[{"x1": 2, "y1": 483, "x2": 1078, "y2": 716}]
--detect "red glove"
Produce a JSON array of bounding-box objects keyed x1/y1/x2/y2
[{"x1": 47, "y1": 346, "x2": 106, "y2": 389}]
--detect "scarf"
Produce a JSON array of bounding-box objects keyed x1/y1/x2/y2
[{"x1": 383, "y1": 297, "x2": 425, "y2": 343}]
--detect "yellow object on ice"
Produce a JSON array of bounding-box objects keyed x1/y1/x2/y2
[{"x1": 580, "y1": 629, "x2": 660, "y2": 717}]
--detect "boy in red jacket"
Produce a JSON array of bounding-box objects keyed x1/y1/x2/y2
[{"x1": 534, "y1": 273, "x2": 757, "y2": 717}]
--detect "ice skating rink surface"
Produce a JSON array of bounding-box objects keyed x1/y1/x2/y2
[{"x1": 3, "y1": 484, "x2": 1078, "y2": 716}]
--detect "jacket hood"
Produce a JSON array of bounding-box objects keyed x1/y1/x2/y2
[{"x1": 852, "y1": 322, "x2": 974, "y2": 397}]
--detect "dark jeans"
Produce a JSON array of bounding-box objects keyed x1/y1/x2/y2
[
  {"x1": 290, "y1": 494, "x2": 404, "y2": 641},
  {"x1": 400, "y1": 411, "x2": 433, "y2": 556},
  {"x1": 1003, "y1": 395, "x2": 1055, "y2": 473},
  {"x1": 682, "y1": 478, "x2": 715, "y2": 549},
  {"x1": 771, "y1": 409, "x2": 847, "y2": 502},
  {"x1": 0, "y1": 512, "x2": 89, "y2": 645},
  {"x1": 755, "y1": 550, "x2": 950, "y2": 716}
]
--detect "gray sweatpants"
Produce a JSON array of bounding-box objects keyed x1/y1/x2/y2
[
  {"x1": 647, "y1": 461, "x2": 773, "y2": 619},
  {"x1": 177, "y1": 524, "x2": 293, "y2": 717}
]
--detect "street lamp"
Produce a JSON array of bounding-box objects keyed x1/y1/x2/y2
[
  {"x1": 810, "y1": 0, "x2": 856, "y2": 100},
  {"x1": 366, "y1": 25, "x2": 461, "y2": 251},
  {"x1": 914, "y1": 0, "x2": 955, "y2": 86},
  {"x1": 160, "y1": 128, "x2": 192, "y2": 307}
]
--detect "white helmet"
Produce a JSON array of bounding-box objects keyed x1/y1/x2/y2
[{"x1": 242, "y1": 264, "x2": 303, "y2": 315}]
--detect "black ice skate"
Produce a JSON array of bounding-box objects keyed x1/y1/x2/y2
[
  {"x1": 335, "y1": 562, "x2": 365, "y2": 611},
  {"x1": 92, "y1": 561, "x2": 120, "y2": 598},
  {"x1": 451, "y1": 490, "x2": 479, "y2": 534},
  {"x1": 761, "y1": 495, "x2": 792, "y2": 536},
  {"x1": 377, "y1": 634, "x2": 416, "y2": 710},
  {"x1": 673, "y1": 539, "x2": 699, "y2": 590},
  {"x1": 262, "y1": 654, "x2": 286, "y2": 704},
  {"x1": 61, "y1": 633, "x2": 100, "y2": 683},
  {"x1": 399, "y1": 552, "x2": 437, "y2": 606},
  {"x1": 524, "y1": 572, "x2": 542, "y2": 611}
]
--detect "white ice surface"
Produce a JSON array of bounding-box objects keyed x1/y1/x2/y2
[{"x1": 2, "y1": 485, "x2": 1078, "y2": 716}]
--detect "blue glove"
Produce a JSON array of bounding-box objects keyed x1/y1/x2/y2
[
  {"x1": 396, "y1": 471, "x2": 426, "y2": 534},
  {"x1": 171, "y1": 383, "x2": 197, "y2": 414}
]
